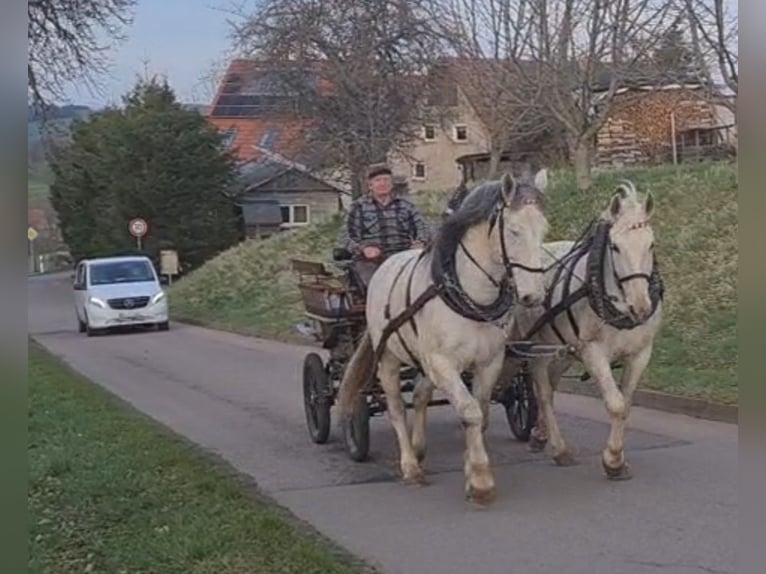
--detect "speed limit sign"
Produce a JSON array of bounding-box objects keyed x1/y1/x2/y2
[{"x1": 129, "y1": 218, "x2": 148, "y2": 249}]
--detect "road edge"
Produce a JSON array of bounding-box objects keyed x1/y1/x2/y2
[
  {"x1": 28, "y1": 337, "x2": 383, "y2": 574},
  {"x1": 556, "y1": 379, "x2": 738, "y2": 424},
  {"x1": 171, "y1": 319, "x2": 738, "y2": 425}
]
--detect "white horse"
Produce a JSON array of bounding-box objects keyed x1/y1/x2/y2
[
  {"x1": 508, "y1": 180, "x2": 663, "y2": 478},
  {"x1": 337, "y1": 169, "x2": 549, "y2": 504}
]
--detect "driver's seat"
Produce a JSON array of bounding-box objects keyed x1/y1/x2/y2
[{"x1": 332, "y1": 248, "x2": 367, "y2": 304}]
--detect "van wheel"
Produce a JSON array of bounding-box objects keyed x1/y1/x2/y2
[
  {"x1": 157, "y1": 321, "x2": 169, "y2": 331},
  {"x1": 78, "y1": 317, "x2": 87, "y2": 333}
]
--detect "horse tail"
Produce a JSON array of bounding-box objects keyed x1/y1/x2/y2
[{"x1": 337, "y1": 328, "x2": 376, "y2": 417}]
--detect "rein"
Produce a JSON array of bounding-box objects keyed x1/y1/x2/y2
[
  {"x1": 437, "y1": 194, "x2": 545, "y2": 324},
  {"x1": 363, "y1": 192, "x2": 547, "y2": 387},
  {"x1": 523, "y1": 219, "x2": 664, "y2": 342}
]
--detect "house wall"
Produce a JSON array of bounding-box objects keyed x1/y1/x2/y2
[
  {"x1": 242, "y1": 189, "x2": 341, "y2": 230},
  {"x1": 388, "y1": 87, "x2": 490, "y2": 193},
  {"x1": 595, "y1": 88, "x2": 719, "y2": 168}
]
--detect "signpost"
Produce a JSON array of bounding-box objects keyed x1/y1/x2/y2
[
  {"x1": 160, "y1": 249, "x2": 179, "y2": 285},
  {"x1": 28, "y1": 227, "x2": 38, "y2": 273},
  {"x1": 128, "y1": 218, "x2": 148, "y2": 250}
]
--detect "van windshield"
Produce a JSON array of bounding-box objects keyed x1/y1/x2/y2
[{"x1": 89, "y1": 260, "x2": 156, "y2": 286}]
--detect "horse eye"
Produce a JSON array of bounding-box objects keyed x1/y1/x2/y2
[
  {"x1": 650, "y1": 242, "x2": 655, "y2": 250},
  {"x1": 611, "y1": 244, "x2": 620, "y2": 253}
]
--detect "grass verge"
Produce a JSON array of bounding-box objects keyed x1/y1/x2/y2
[
  {"x1": 28, "y1": 342, "x2": 367, "y2": 574},
  {"x1": 169, "y1": 161, "x2": 737, "y2": 405}
]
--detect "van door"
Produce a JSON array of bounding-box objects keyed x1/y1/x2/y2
[{"x1": 73, "y1": 263, "x2": 86, "y2": 320}]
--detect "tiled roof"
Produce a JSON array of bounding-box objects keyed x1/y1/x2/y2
[
  {"x1": 207, "y1": 59, "x2": 330, "y2": 163},
  {"x1": 207, "y1": 116, "x2": 311, "y2": 162}
]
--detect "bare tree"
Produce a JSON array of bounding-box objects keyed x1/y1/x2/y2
[
  {"x1": 428, "y1": 0, "x2": 554, "y2": 179},
  {"x1": 28, "y1": 0, "x2": 136, "y2": 113},
  {"x1": 228, "y1": 0, "x2": 448, "y2": 197},
  {"x1": 519, "y1": 0, "x2": 673, "y2": 190},
  {"x1": 681, "y1": 0, "x2": 737, "y2": 114}
]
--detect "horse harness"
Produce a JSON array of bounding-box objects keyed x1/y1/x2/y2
[
  {"x1": 523, "y1": 220, "x2": 664, "y2": 344},
  {"x1": 366, "y1": 193, "x2": 546, "y2": 383}
]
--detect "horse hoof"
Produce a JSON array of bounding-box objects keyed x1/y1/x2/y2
[
  {"x1": 465, "y1": 484, "x2": 496, "y2": 506},
  {"x1": 528, "y1": 435, "x2": 548, "y2": 453},
  {"x1": 415, "y1": 449, "x2": 426, "y2": 464},
  {"x1": 603, "y1": 460, "x2": 632, "y2": 481},
  {"x1": 553, "y1": 451, "x2": 577, "y2": 467},
  {"x1": 402, "y1": 467, "x2": 428, "y2": 486}
]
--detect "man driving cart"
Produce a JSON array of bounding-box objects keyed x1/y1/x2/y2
[{"x1": 338, "y1": 162, "x2": 432, "y2": 295}]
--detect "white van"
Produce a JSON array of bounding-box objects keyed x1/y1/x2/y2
[{"x1": 73, "y1": 255, "x2": 169, "y2": 336}]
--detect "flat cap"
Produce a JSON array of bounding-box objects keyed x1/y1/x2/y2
[{"x1": 367, "y1": 162, "x2": 392, "y2": 179}]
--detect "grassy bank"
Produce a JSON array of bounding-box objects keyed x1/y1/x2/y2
[
  {"x1": 28, "y1": 343, "x2": 366, "y2": 574},
  {"x1": 169, "y1": 161, "x2": 737, "y2": 404}
]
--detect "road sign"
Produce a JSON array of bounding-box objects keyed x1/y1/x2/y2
[
  {"x1": 27, "y1": 227, "x2": 38, "y2": 241},
  {"x1": 129, "y1": 218, "x2": 148, "y2": 238}
]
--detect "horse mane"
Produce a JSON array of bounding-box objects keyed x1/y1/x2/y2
[{"x1": 430, "y1": 175, "x2": 545, "y2": 282}]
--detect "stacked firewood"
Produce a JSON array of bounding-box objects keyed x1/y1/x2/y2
[{"x1": 596, "y1": 88, "x2": 717, "y2": 166}]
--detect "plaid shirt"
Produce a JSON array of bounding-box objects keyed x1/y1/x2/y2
[{"x1": 340, "y1": 195, "x2": 431, "y2": 258}]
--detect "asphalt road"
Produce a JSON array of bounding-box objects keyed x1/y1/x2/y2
[{"x1": 29, "y1": 273, "x2": 737, "y2": 574}]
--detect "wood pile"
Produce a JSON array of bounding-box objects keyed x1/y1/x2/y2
[{"x1": 595, "y1": 88, "x2": 717, "y2": 167}]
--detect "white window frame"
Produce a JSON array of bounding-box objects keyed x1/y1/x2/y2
[
  {"x1": 453, "y1": 124, "x2": 468, "y2": 143},
  {"x1": 423, "y1": 124, "x2": 436, "y2": 141},
  {"x1": 412, "y1": 162, "x2": 427, "y2": 180},
  {"x1": 280, "y1": 204, "x2": 311, "y2": 228}
]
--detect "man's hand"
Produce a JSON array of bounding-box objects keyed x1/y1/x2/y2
[{"x1": 362, "y1": 246, "x2": 382, "y2": 260}]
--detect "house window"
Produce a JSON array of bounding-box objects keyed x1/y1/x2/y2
[
  {"x1": 454, "y1": 125, "x2": 468, "y2": 142},
  {"x1": 413, "y1": 162, "x2": 426, "y2": 180},
  {"x1": 220, "y1": 127, "x2": 237, "y2": 149},
  {"x1": 423, "y1": 125, "x2": 436, "y2": 141},
  {"x1": 280, "y1": 204, "x2": 310, "y2": 227}
]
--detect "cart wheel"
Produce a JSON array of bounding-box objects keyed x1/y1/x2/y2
[
  {"x1": 504, "y1": 372, "x2": 538, "y2": 442},
  {"x1": 303, "y1": 353, "x2": 332, "y2": 444},
  {"x1": 343, "y1": 395, "x2": 370, "y2": 462}
]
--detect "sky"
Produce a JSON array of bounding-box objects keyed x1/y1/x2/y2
[{"x1": 62, "y1": 0, "x2": 237, "y2": 108}]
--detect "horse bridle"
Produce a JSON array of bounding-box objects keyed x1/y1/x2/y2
[
  {"x1": 479, "y1": 194, "x2": 547, "y2": 279},
  {"x1": 606, "y1": 222, "x2": 654, "y2": 299}
]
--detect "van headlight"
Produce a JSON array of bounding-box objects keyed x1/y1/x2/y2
[
  {"x1": 151, "y1": 291, "x2": 166, "y2": 305},
  {"x1": 88, "y1": 296, "x2": 107, "y2": 309}
]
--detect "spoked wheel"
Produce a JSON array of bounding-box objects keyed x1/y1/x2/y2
[
  {"x1": 502, "y1": 370, "x2": 538, "y2": 442},
  {"x1": 343, "y1": 395, "x2": 370, "y2": 462},
  {"x1": 302, "y1": 353, "x2": 332, "y2": 444}
]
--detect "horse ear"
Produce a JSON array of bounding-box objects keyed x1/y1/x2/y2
[
  {"x1": 644, "y1": 191, "x2": 654, "y2": 217},
  {"x1": 609, "y1": 193, "x2": 623, "y2": 219},
  {"x1": 533, "y1": 168, "x2": 548, "y2": 192},
  {"x1": 501, "y1": 172, "x2": 516, "y2": 201}
]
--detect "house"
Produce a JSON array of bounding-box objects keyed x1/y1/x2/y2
[
  {"x1": 387, "y1": 58, "x2": 568, "y2": 193},
  {"x1": 206, "y1": 59, "x2": 327, "y2": 164},
  {"x1": 235, "y1": 154, "x2": 349, "y2": 239},
  {"x1": 593, "y1": 75, "x2": 736, "y2": 167},
  {"x1": 207, "y1": 60, "x2": 349, "y2": 237}
]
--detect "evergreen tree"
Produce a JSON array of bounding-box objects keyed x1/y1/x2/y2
[
  {"x1": 50, "y1": 78, "x2": 241, "y2": 271},
  {"x1": 652, "y1": 23, "x2": 699, "y2": 83}
]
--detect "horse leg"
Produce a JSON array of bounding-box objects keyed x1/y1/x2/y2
[
  {"x1": 606, "y1": 344, "x2": 654, "y2": 477},
  {"x1": 473, "y1": 353, "x2": 505, "y2": 436},
  {"x1": 425, "y1": 353, "x2": 495, "y2": 505},
  {"x1": 378, "y1": 353, "x2": 425, "y2": 485},
  {"x1": 580, "y1": 346, "x2": 631, "y2": 480},
  {"x1": 411, "y1": 375, "x2": 434, "y2": 466},
  {"x1": 530, "y1": 359, "x2": 574, "y2": 466},
  {"x1": 544, "y1": 358, "x2": 577, "y2": 465}
]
